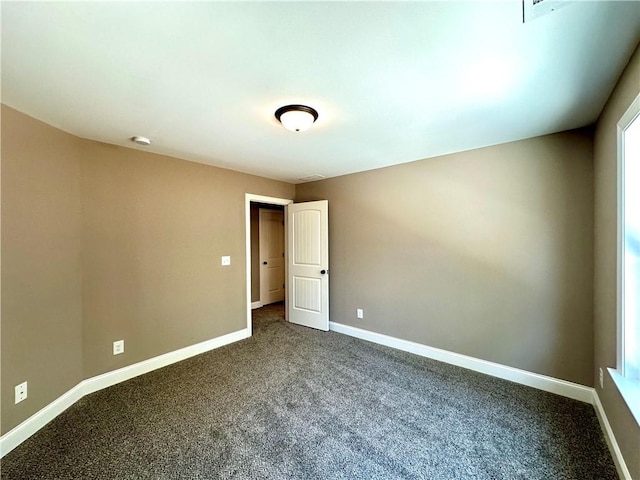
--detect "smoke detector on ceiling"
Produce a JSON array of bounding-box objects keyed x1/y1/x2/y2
[{"x1": 131, "y1": 136, "x2": 151, "y2": 146}]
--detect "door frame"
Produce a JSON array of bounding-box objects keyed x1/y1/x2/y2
[{"x1": 245, "y1": 194, "x2": 293, "y2": 336}]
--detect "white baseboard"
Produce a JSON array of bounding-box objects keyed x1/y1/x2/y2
[
  {"x1": 251, "y1": 301, "x2": 263, "y2": 310},
  {"x1": 592, "y1": 390, "x2": 632, "y2": 480},
  {"x1": 332, "y1": 320, "x2": 633, "y2": 476},
  {"x1": 0, "y1": 328, "x2": 249, "y2": 458},
  {"x1": 329, "y1": 322, "x2": 594, "y2": 404},
  {"x1": 3, "y1": 322, "x2": 630, "y2": 478},
  {"x1": 81, "y1": 329, "x2": 249, "y2": 397},
  {"x1": 0, "y1": 382, "x2": 86, "y2": 459}
]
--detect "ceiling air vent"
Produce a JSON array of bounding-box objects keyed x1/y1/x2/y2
[
  {"x1": 298, "y1": 174, "x2": 325, "y2": 182},
  {"x1": 522, "y1": 0, "x2": 572, "y2": 23}
]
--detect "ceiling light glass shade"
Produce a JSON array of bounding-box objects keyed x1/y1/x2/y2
[{"x1": 275, "y1": 105, "x2": 318, "y2": 132}]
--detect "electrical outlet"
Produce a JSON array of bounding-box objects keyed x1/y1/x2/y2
[
  {"x1": 599, "y1": 368, "x2": 604, "y2": 389},
  {"x1": 113, "y1": 340, "x2": 125, "y2": 355},
  {"x1": 357, "y1": 308, "x2": 364, "y2": 319},
  {"x1": 15, "y1": 381, "x2": 27, "y2": 404},
  {"x1": 221, "y1": 256, "x2": 231, "y2": 266}
]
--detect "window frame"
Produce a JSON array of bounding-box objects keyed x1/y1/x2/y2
[{"x1": 611, "y1": 92, "x2": 640, "y2": 427}]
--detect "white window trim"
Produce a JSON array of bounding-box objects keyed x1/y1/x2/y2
[
  {"x1": 615, "y1": 92, "x2": 640, "y2": 427},
  {"x1": 608, "y1": 368, "x2": 640, "y2": 425}
]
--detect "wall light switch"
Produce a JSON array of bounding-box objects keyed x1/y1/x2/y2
[
  {"x1": 221, "y1": 256, "x2": 231, "y2": 266},
  {"x1": 113, "y1": 340, "x2": 125, "y2": 355}
]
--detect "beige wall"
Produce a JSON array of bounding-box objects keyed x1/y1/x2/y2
[
  {"x1": 594, "y1": 43, "x2": 640, "y2": 478},
  {"x1": 296, "y1": 129, "x2": 594, "y2": 386},
  {"x1": 1, "y1": 106, "x2": 294, "y2": 432},
  {"x1": 81, "y1": 143, "x2": 294, "y2": 378},
  {"x1": 1, "y1": 106, "x2": 84, "y2": 433}
]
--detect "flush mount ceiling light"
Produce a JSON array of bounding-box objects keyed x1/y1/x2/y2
[
  {"x1": 131, "y1": 136, "x2": 151, "y2": 146},
  {"x1": 275, "y1": 104, "x2": 318, "y2": 132}
]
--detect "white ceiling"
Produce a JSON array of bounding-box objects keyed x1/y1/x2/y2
[{"x1": 2, "y1": 1, "x2": 639, "y2": 183}]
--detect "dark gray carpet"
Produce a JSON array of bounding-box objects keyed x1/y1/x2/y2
[{"x1": 1, "y1": 303, "x2": 618, "y2": 479}]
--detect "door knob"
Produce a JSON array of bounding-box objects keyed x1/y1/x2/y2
[
  {"x1": 263, "y1": 261, "x2": 268, "y2": 265},
  {"x1": 320, "y1": 269, "x2": 327, "y2": 275}
]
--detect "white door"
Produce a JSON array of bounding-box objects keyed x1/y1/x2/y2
[
  {"x1": 287, "y1": 200, "x2": 329, "y2": 331},
  {"x1": 259, "y1": 209, "x2": 285, "y2": 305}
]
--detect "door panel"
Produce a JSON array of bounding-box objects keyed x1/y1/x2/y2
[
  {"x1": 293, "y1": 210, "x2": 321, "y2": 265},
  {"x1": 287, "y1": 201, "x2": 329, "y2": 331},
  {"x1": 259, "y1": 209, "x2": 285, "y2": 305},
  {"x1": 293, "y1": 276, "x2": 322, "y2": 312}
]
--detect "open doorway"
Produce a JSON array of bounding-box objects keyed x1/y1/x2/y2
[
  {"x1": 245, "y1": 194, "x2": 330, "y2": 336},
  {"x1": 250, "y1": 202, "x2": 285, "y2": 332},
  {"x1": 245, "y1": 194, "x2": 293, "y2": 336}
]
